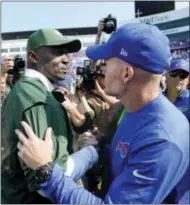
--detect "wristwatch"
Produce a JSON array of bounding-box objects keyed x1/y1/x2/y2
[{"x1": 35, "y1": 162, "x2": 55, "y2": 185}]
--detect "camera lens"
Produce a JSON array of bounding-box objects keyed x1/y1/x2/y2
[{"x1": 16, "y1": 60, "x2": 25, "y2": 69}]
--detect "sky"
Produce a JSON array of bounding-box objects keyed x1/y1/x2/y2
[{"x1": 2, "y1": 1, "x2": 189, "y2": 33}]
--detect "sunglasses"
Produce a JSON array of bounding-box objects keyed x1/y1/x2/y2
[{"x1": 169, "y1": 70, "x2": 189, "y2": 79}]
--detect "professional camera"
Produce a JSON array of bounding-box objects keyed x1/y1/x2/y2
[
  {"x1": 101, "y1": 14, "x2": 117, "y2": 34},
  {"x1": 8, "y1": 55, "x2": 25, "y2": 86},
  {"x1": 76, "y1": 60, "x2": 105, "y2": 91},
  {"x1": 14, "y1": 55, "x2": 25, "y2": 71},
  {"x1": 8, "y1": 55, "x2": 25, "y2": 75}
]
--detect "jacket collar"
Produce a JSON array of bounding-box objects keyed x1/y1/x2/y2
[{"x1": 25, "y1": 68, "x2": 54, "y2": 92}]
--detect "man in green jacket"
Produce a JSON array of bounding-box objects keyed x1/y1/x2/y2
[{"x1": 1, "y1": 28, "x2": 82, "y2": 204}]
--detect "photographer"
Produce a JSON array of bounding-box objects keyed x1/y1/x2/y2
[
  {"x1": 75, "y1": 16, "x2": 119, "y2": 142},
  {"x1": 4, "y1": 55, "x2": 25, "y2": 91},
  {"x1": 1, "y1": 56, "x2": 14, "y2": 169},
  {"x1": 77, "y1": 74, "x2": 119, "y2": 142},
  {"x1": 1, "y1": 56, "x2": 14, "y2": 101}
]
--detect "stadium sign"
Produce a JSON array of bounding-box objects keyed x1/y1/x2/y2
[
  {"x1": 139, "y1": 14, "x2": 169, "y2": 24},
  {"x1": 119, "y1": 7, "x2": 189, "y2": 27}
]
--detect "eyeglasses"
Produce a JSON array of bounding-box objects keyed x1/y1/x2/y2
[{"x1": 169, "y1": 70, "x2": 189, "y2": 79}]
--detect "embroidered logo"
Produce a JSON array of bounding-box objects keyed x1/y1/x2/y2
[
  {"x1": 116, "y1": 141, "x2": 129, "y2": 159},
  {"x1": 133, "y1": 169, "x2": 157, "y2": 181},
  {"x1": 120, "y1": 48, "x2": 128, "y2": 57},
  {"x1": 54, "y1": 30, "x2": 63, "y2": 37}
]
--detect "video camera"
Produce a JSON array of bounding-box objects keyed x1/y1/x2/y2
[
  {"x1": 76, "y1": 60, "x2": 105, "y2": 91},
  {"x1": 101, "y1": 14, "x2": 117, "y2": 34},
  {"x1": 8, "y1": 55, "x2": 25, "y2": 75},
  {"x1": 75, "y1": 14, "x2": 117, "y2": 91},
  {"x1": 8, "y1": 55, "x2": 25, "y2": 86}
]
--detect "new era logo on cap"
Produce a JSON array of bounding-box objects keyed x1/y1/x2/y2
[
  {"x1": 120, "y1": 48, "x2": 128, "y2": 57},
  {"x1": 54, "y1": 30, "x2": 63, "y2": 37}
]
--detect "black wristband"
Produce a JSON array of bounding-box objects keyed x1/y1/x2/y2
[{"x1": 35, "y1": 162, "x2": 55, "y2": 185}]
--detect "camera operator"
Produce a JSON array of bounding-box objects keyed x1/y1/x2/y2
[
  {"x1": 78, "y1": 74, "x2": 119, "y2": 141},
  {"x1": 1, "y1": 56, "x2": 14, "y2": 100},
  {"x1": 1, "y1": 56, "x2": 14, "y2": 169},
  {"x1": 75, "y1": 17, "x2": 119, "y2": 142}
]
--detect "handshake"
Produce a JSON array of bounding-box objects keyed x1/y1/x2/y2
[{"x1": 15, "y1": 122, "x2": 106, "y2": 169}]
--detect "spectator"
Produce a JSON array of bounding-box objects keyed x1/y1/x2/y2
[
  {"x1": 1, "y1": 56, "x2": 14, "y2": 99},
  {"x1": 77, "y1": 72, "x2": 119, "y2": 143},
  {"x1": 165, "y1": 58, "x2": 190, "y2": 120}
]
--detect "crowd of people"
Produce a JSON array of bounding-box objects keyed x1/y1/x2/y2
[{"x1": 1, "y1": 22, "x2": 189, "y2": 204}]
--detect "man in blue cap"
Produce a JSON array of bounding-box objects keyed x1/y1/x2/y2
[
  {"x1": 165, "y1": 58, "x2": 189, "y2": 120},
  {"x1": 15, "y1": 23, "x2": 189, "y2": 204}
]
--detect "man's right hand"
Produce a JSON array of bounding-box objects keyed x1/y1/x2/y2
[{"x1": 15, "y1": 122, "x2": 54, "y2": 169}]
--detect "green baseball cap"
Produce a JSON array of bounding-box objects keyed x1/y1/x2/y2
[{"x1": 26, "y1": 28, "x2": 81, "y2": 53}]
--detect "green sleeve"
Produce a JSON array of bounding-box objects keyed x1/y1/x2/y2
[{"x1": 18, "y1": 103, "x2": 71, "y2": 192}]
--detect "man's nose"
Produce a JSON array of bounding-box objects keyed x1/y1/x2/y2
[
  {"x1": 176, "y1": 76, "x2": 183, "y2": 81},
  {"x1": 61, "y1": 54, "x2": 69, "y2": 64}
]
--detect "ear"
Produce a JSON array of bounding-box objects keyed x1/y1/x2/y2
[
  {"x1": 122, "y1": 64, "x2": 134, "y2": 84},
  {"x1": 28, "y1": 51, "x2": 38, "y2": 64}
]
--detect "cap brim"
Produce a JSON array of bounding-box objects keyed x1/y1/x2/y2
[
  {"x1": 169, "y1": 67, "x2": 189, "y2": 73},
  {"x1": 47, "y1": 39, "x2": 82, "y2": 53},
  {"x1": 86, "y1": 43, "x2": 113, "y2": 60}
]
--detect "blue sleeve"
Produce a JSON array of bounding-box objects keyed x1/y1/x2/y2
[
  {"x1": 39, "y1": 164, "x2": 104, "y2": 204},
  {"x1": 65, "y1": 145, "x2": 98, "y2": 182},
  {"x1": 38, "y1": 137, "x2": 186, "y2": 204}
]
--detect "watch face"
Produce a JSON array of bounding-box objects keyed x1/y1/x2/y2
[{"x1": 35, "y1": 164, "x2": 53, "y2": 184}]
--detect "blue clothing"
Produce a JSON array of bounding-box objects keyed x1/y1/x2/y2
[
  {"x1": 39, "y1": 94, "x2": 189, "y2": 204},
  {"x1": 165, "y1": 89, "x2": 190, "y2": 120},
  {"x1": 66, "y1": 145, "x2": 98, "y2": 182},
  {"x1": 173, "y1": 89, "x2": 190, "y2": 120},
  {"x1": 86, "y1": 23, "x2": 171, "y2": 74}
]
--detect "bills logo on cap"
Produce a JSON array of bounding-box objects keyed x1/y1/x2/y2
[
  {"x1": 176, "y1": 61, "x2": 188, "y2": 68},
  {"x1": 116, "y1": 141, "x2": 129, "y2": 159}
]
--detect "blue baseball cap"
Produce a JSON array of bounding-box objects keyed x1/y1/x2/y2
[
  {"x1": 169, "y1": 58, "x2": 189, "y2": 73},
  {"x1": 86, "y1": 23, "x2": 171, "y2": 74}
]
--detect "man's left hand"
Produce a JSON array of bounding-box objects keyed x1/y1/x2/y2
[{"x1": 15, "y1": 121, "x2": 54, "y2": 169}]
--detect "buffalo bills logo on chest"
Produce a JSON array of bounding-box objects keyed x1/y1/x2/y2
[{"x1": 116, "y1": 141, "x2": 129, "y2": 159}]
